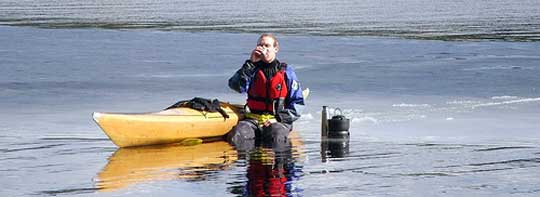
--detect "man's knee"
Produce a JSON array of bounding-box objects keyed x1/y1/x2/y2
[
  {"x1": 228, "y1": 121, "x2": 256, "y2": 140},
  {"x1": 256, "y1": 123, "x2": 291, "y2": 151},
  {"x1": 227, "y1": 120, "x2": 259, "y2": 150},
  {"x1": 270, "y1": 123, "x2": 291, "y2": 135},
  {"x1": 264, "y1": 123, "x2": 291, "y2": 143}
]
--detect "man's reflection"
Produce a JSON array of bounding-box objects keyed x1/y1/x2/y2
[{"x1": 228, "y1": 130, "x2": 302, "y2": 197}]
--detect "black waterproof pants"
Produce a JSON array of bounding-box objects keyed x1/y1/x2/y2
[{"x1": 227, "y1": 119, "x2": 292, "y2": 151}]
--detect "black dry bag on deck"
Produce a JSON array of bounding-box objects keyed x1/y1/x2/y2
[{"x1": 166, "y1": 97, "x2": 230, "y2": 120}]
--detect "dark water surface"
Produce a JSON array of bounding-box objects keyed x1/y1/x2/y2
[
  {"x1": 1, "y1": 24, "x2": 540, "y2": 196},
  {"x1": 1, "y1": 0, "x2": 540, "y2": 41}
]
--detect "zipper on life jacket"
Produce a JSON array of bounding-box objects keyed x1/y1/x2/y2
[{"x1": 265, "y1": 75, "x2": 271, "y2": 114}]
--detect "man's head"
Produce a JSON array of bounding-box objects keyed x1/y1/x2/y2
[{"x1": 257, "y1": 33, "x2": 279, "y2": 63}]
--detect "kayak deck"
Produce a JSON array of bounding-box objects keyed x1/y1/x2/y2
[{"x1": 93, "y1": 103, "x2": 243, "y2": 147}]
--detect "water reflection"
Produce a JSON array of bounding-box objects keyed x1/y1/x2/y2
[
  {"x1": 321, "y1": 137, "x2": 350, "y2": 162},
  {"x1": 228, "y1": 132, "x2": 304, "y2": 197},
  {"x1": 96, "y1": 141, "x2": 238, "y2": 191},
  {"x1": 95, "y1": 132, "x2": 305, "y2": 194}
]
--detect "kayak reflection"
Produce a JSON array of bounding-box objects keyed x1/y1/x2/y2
[
  {"x1": 229, "y1": 132, "x2": 304, "y2": 197},
  {"x1": 96, "y1": 132, "x2": 304, "y2": 193},
  {"x1": 96, "y1": 141, "x2": 238, "y2": 191}
]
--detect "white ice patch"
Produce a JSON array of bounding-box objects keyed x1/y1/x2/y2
[
  {"x1": 446, "y1": 100, "x2": 483, "y2": 106},
  {"x1": 472, "y1": 97, "x2": 540, "y2": 108},
  {"x1": 300, "y1": 113, "x2": 314, "y2": 120},
  {"x1": 352, "y1": 117, "x2": 379, "y2": 124},
  {"x1": 392, "y1": 103, "x2": 431, "y2": 108},
  {"x1": 294, "y1": 103, "x2": 305, "y2": 115},
  {"x1": 491, "y1": 95, "x2": 519, "y2": 100}
]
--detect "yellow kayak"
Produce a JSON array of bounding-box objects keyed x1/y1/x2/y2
[
  {"x1": 93, "y1": 102, "x2": 243, "y2": 148},
  {"x1": 93, "y1": 89, "x2": 308, "y2": 148}
]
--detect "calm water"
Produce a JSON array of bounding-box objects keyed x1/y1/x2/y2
[
  {"x1": 1, "y1": 26, "x2": 540, "y2": 196},
  {"x1": 1, "y1": 0, "x2": 540, "y2": 41},
  {"x1": 1, "y1": 0, "x2": 540, "y2": 196}
]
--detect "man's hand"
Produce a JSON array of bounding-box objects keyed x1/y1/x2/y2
[
  {"x1": 250, "y1": 46, "x2": 266, "y2": 62},
  {"x1": 263, "y1": 120, "x2": 271, "y2": 127}
]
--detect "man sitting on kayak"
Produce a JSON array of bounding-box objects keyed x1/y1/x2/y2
[{"x1": 227, "y1": 33, "x2": 305, "y2": 150}]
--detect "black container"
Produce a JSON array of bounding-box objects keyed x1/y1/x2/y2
[
  {"x1": 328, "y1": 115, "x2": 350, "y2": 132},
  {"x1": 327, "y1": 108, "x2": 350, "y2": 139}
]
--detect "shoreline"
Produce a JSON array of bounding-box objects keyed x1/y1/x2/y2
[{"x1": 1, "y1": 24, "x2": 539, "y2": 42}]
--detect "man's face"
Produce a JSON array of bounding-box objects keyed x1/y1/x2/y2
[{"x1": 257, "y1": 36, "x2": 279, "y2": 63}]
